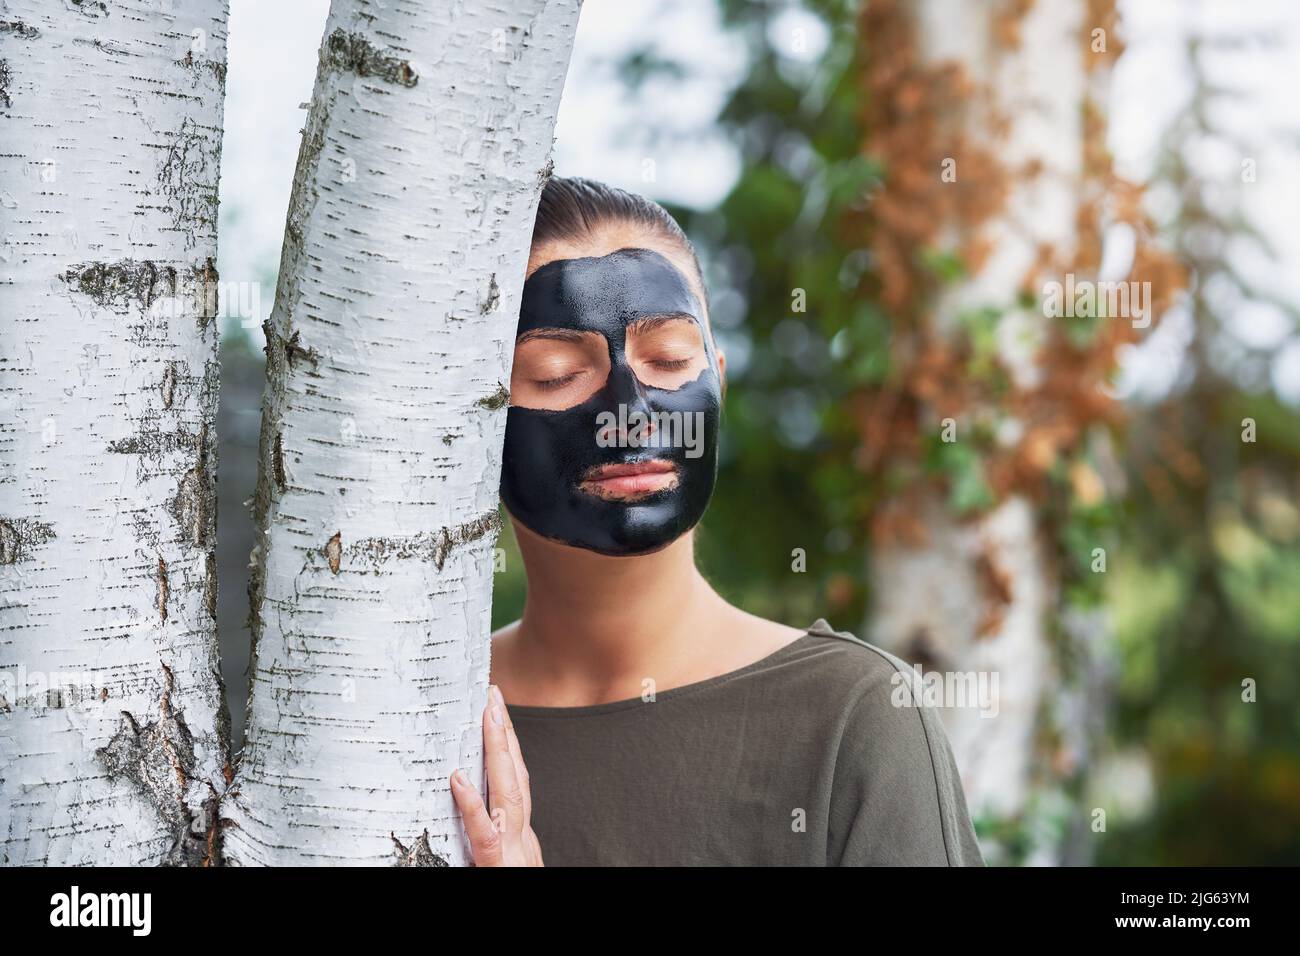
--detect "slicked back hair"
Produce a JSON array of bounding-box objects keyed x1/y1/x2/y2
[{"x1": 530, "y1": 176, "x2": 710, "y2": 320}]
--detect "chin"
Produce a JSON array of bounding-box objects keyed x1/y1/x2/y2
[
  {"x1": 582, "y1": 536, "x2": 679, "y2": 558},
  {"x1": 540, "y1": 516, "x2": 698, "y2": 558}
]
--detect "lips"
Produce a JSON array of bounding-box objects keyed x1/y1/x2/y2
[{"x1": 578, "y1": 458, "x2": 679, "y2": 500}]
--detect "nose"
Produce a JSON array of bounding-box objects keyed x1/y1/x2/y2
[{"x1": 597, "y1": 363, "x2": 656, "y2": 447}]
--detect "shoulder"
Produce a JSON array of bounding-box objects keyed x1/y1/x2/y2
[
  {"x1": 795, "y1": 620, "x2": 984, "y2": 866},
  {"x1": 779, "y1": 618, "x2": 923, "y2": 714},
  {"x1": 804, "y1": 618, "x2": 946, "y2": 784},
  {"x1": 790, "y1": 620, "x2": 949, "y2": 773},
  {"x1": 759, "y1": 618, "x2": 944, "y2": 770}
]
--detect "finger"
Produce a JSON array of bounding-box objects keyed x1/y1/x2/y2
[
  {"x1": 524, "y1": 826, "x2": 544, "y2": 867},
  {"x1": 450, "y1": 769, "x2": 503, "y2": 866},
  {"x1": 499, "y1": 700, "x2": 532, "y2": 824},
  {"x1": 484, "y1": 685, "x2": 525, "y2": 834}
]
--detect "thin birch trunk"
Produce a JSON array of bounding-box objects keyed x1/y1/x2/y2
[
  {"x1": 0, "y1": 0, "x2": 231, "y2": 866},
  {"x1": 223, "y1": 0, "x2": 581, "y2": 867}
]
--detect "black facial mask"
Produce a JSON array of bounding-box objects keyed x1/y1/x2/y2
[{"x1": 500, "y1": 247, "x2": 722, "y2": 557}]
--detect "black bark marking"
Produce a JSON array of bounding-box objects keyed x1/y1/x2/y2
[
  {"x1": 0, "y1": 20, "x2": 39, "y2": 39},
  {"x1": 70, "y1": 0, "x2": 108, "y2": 17},
  {"x1": 346, "y1": 509, "x2": 502, "y2": 572},
  {"x1": 198, "y1": 258, "x2": 219, "y2": 327},
  {"x1": 175, "y1": 465, "x2": 210, "y2": 546},
  {"x1": 158, "y1": 119, "x2": 220, "y2": 239},
  {"x1": 272, "y1": 432, "x2": 287, "y2": 490},
  {"x1": 324, "y1": 29, "x2": 419, "y2": 87},
  {"x1": 170, "y1": 423, "x2": 213, "y2": 550},
  {"x1": 282, "y1": 104, "x2": 329, "y2": 249},
  {"x1": 325, "y1": 532, "x2": 342, "y2": 574},
  {"x1": 97, "y1": 665, "x2": 223, "y2": 866},
  {"x1": 63, "y1": 258, "x2": 218, "y2": 321},
  {"x1": 107, "y1": 426, "x2": 194, "y2": 458},
  {"x1": 391, "y1": 830, "x2": 449, "y2": 867},
  {"x1": 283, "y1": 330, "x2": 320, "y2": 370},
  {"x1": 480, "y1": 274, "x2": 500, "y2": 315},
  {"x1": 63, "y1": 260, "x2": 179, "y2": 311},
  {"x1": 476, "y1": 383, "x2": 510, "y2": 411},
  {"x1": 156, "y1": 557, "x2": 169, "y2": 623},
  {"x1": 178, "y1": 50, "x2": 227, "y2": 87},
  {"x1": 204, "y1": 552, "x2": 217, "y2": 620},
  {"x1": 433, "y1": 511, "x2": 501, "y2": 570},
  {"x1": 160, "y1": 363, "x2": 177, "y2": 409},
  {"x1": 0, "y1": 517, "x2": 55, "y2": 564},
  {"x1": 0, "y1": 60, "x2": 11, "y2": 110},
  {"x1": 244, "y1": 544, "x2": 264, "y2": 636}
]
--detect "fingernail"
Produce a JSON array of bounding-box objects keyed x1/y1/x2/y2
[
  {"x1": 491, "y1": 705, "x2": 504, "y2": 726},
  {"x1": 490, "y1": 684, "x2": 504, "y2": 707},
  {"x1": 451, "y1": 769, "x2": 466, "y2": 787}
]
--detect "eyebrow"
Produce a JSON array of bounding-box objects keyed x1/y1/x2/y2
[
  {"x1": 626, "y1": 312, "x2": 699, "y2": 334},
  {"x1": 516, "y1": 328, "x2": 596, "y2": 345}
]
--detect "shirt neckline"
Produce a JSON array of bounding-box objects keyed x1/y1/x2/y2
[{"x1": 503, "y1": 621, "x2": 834, "y2": 720}]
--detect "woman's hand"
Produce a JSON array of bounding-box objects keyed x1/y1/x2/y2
[{"x1": 450, "y1": 684, "x2": 543, "y2": 867}]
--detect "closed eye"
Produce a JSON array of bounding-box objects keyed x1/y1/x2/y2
[
  {"x1": 511, "y1": 328, "x2": 610, "y2": 411},
  {"x1": 650, "y1": 358, "x2": 692, "y2": 371},
  {"x1": 534, "y1": 371, "x2": 583, "y2": 391}
]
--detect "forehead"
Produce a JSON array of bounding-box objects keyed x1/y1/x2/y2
[{"x1": 517, "y1": 248, "x2": 702, "y2": 338}]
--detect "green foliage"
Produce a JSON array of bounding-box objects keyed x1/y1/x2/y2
[
  {"x1": 671, "y1": 1, "x2": 880, "y2": 626},
  {"x1": 1093, "y1": 35, "x2": 1300, "y2": 865},
  {"x1": 957, "y1": 306, "x2": 1004, "y2": 384},
  {"x1": 490, "y1": 508, "x2": 527, "y2": 629},
  {"x1": 919, "y1": 247, "x2": 966, "y2": 284},
  {"x1": 925, "y1": 436, "x2": 994, "y2": 515}
]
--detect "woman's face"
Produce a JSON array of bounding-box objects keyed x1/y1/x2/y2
[{"x1": 499, "y1": 244, "x2": 723, "y2": 556}]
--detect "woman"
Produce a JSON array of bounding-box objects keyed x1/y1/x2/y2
[{"x1": 448, "y1": 177, "x2": 983, "y2": 867}]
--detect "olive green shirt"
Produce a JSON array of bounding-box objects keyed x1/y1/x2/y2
[{"x1": 507, "y1": 619, "x2": 985, "y2": 866}]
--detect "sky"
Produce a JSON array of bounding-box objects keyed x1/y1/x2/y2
[{"x1": 214, "y1": 0, "x2": 1300, "y2": 405}]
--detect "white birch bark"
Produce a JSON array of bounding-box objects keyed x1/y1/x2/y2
[
  {"x1": 868, "y1": 0, "x2": 1085, "y2": 831},
  {"x1": 0, "y1": 0, "x2": 231, "y2": 866},
  {"x1": 223, "y1": 0, "x2": 580, "y2": 867}
]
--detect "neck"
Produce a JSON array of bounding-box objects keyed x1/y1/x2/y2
[{"x1": 509, "y1": 522, "x2": 726, "y2": 703}]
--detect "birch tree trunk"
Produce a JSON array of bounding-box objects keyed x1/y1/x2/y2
[
  {"x1": 223, "y1": 0, "x2": 580, "y2": 867},
  {"x1": 0, "y1": 0, "x2": 231, "y2": 866},
  {"x1": 861, "y1": 0, "x2": 1120, "y2": 862}
]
